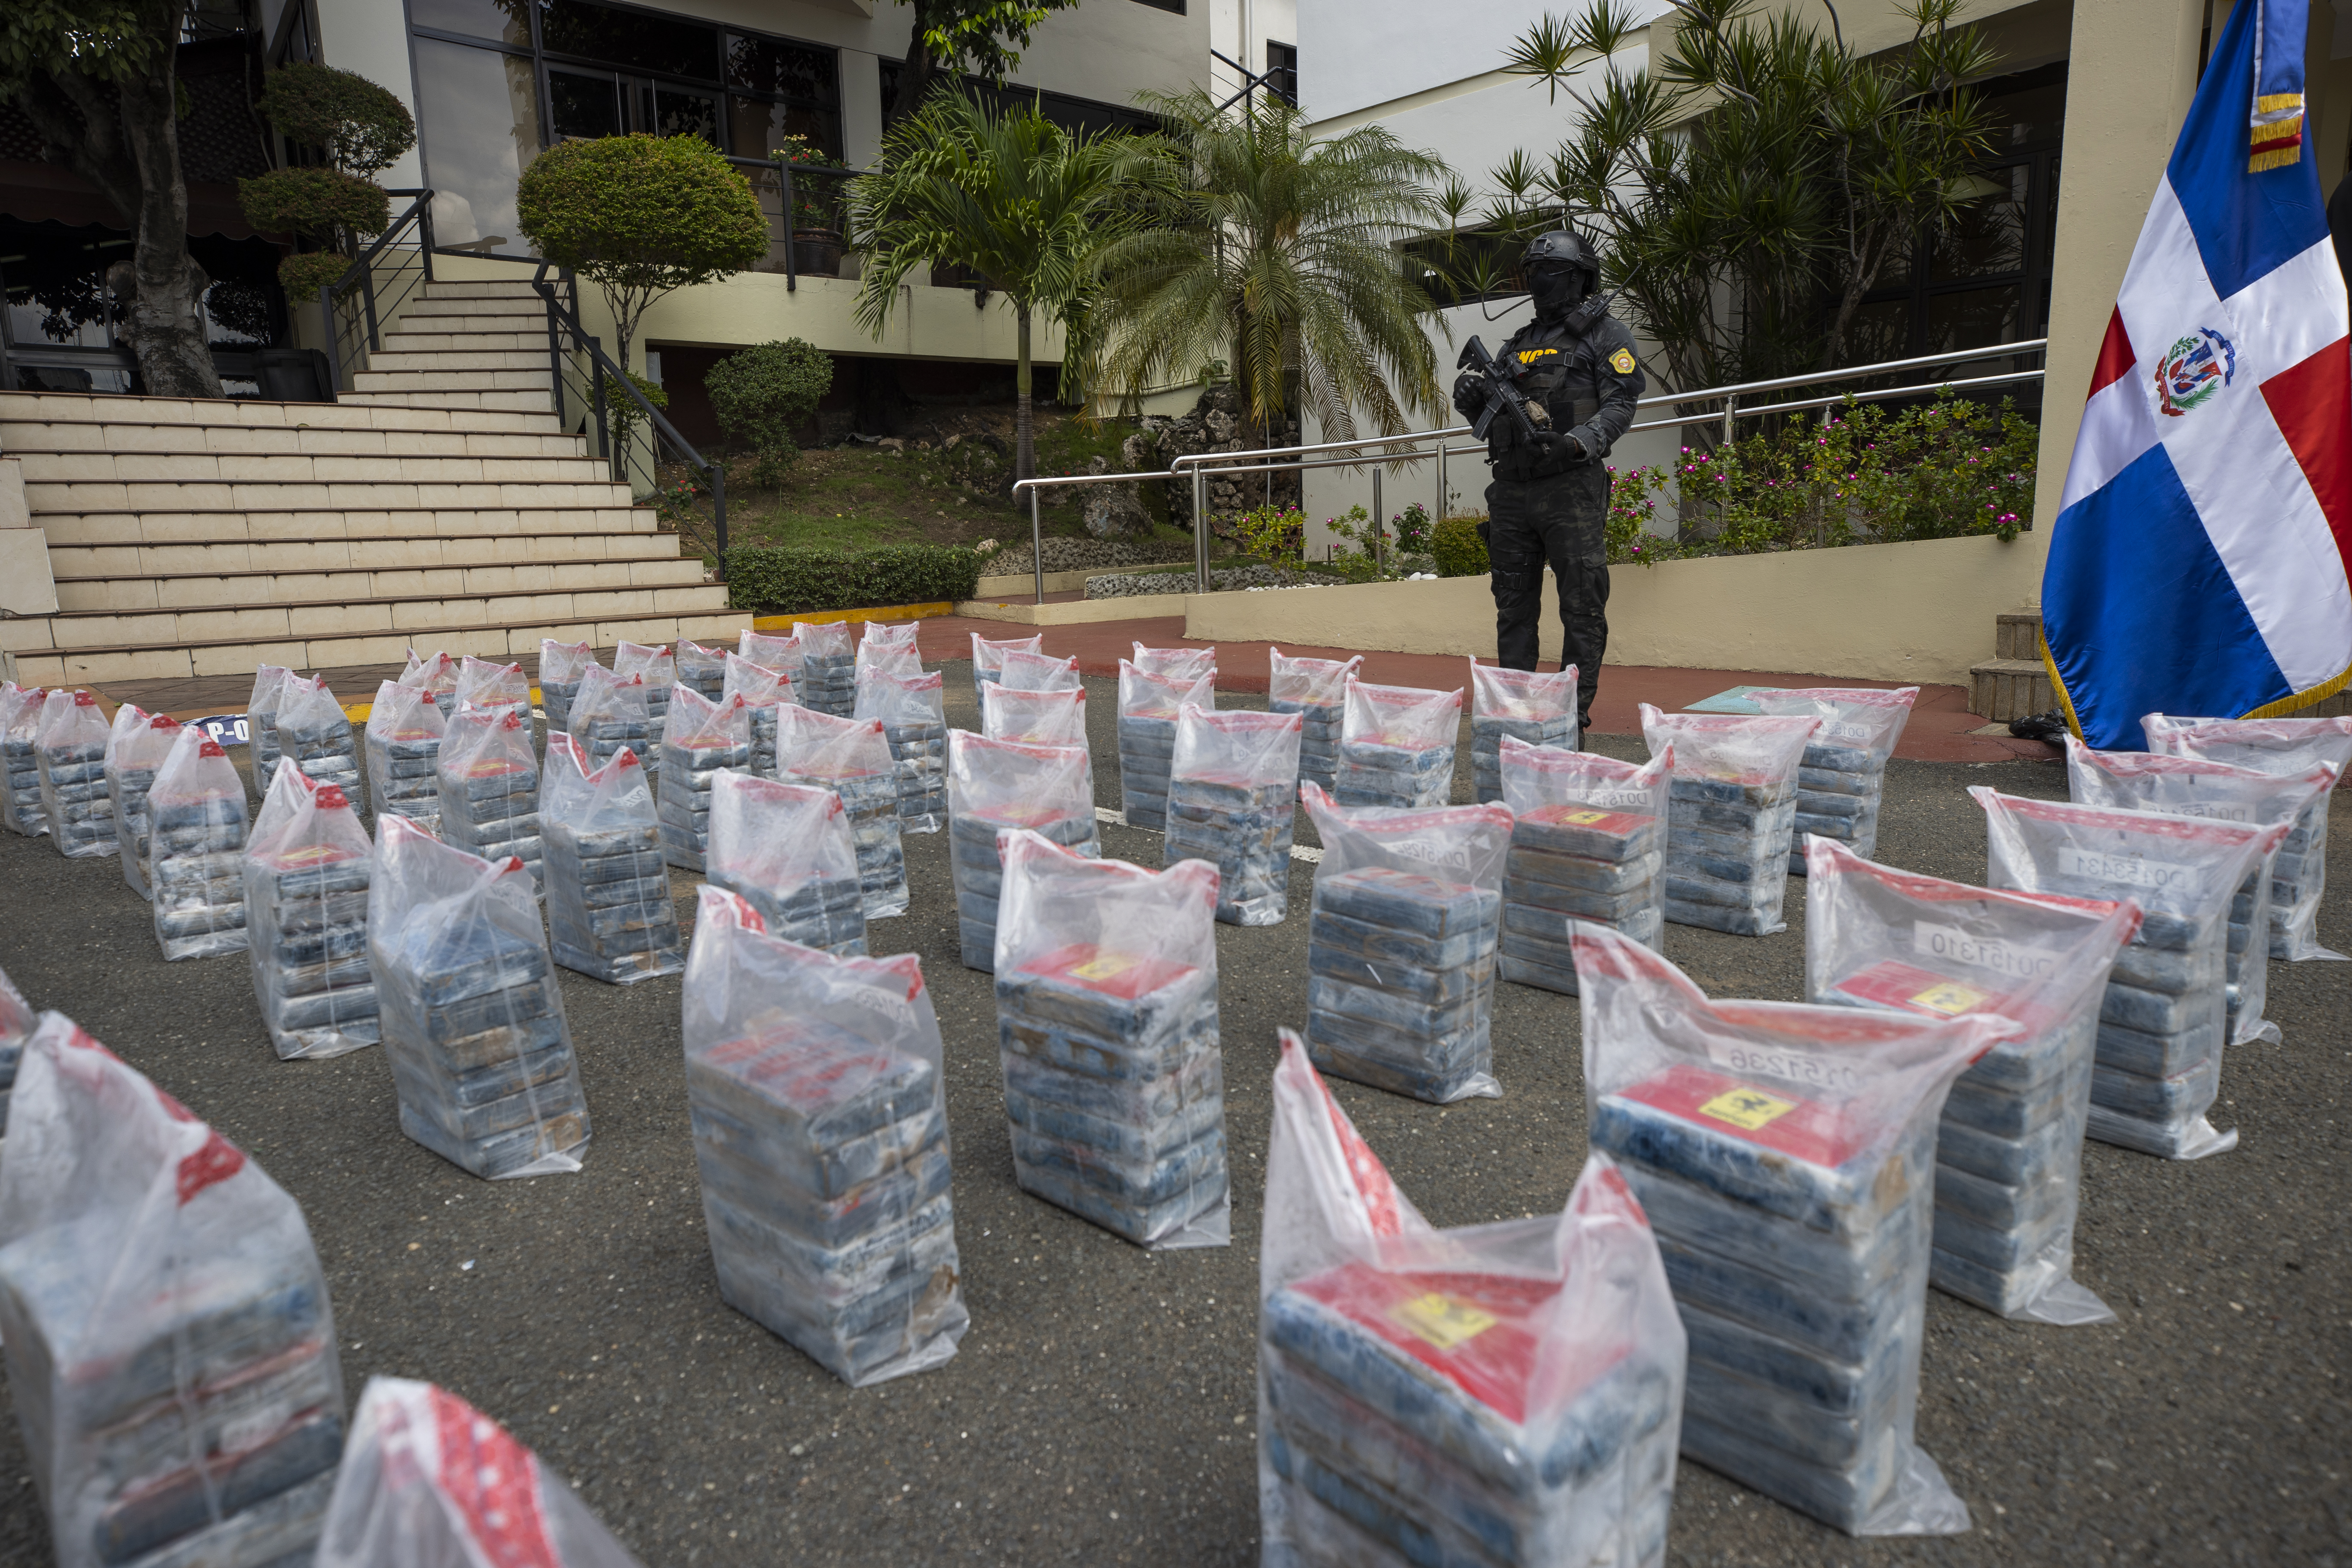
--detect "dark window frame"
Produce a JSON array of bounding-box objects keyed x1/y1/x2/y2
[{"x1": 1265, "y1": 41, "x2": 1297, "y2": 107}]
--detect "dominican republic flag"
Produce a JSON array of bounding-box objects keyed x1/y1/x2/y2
[{"x1": 2041, "y1": 0, "x2": 2352, "y2": 749}]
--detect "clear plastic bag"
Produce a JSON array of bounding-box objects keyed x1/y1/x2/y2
[
  {"x1": 277, "y1": 676, "x2": 363, "y2": 804},
  {"x1": 612, "y1": 641, "x2": 675, "y2": 777},
  {"x1": 946, "y1": 731, "x2": 1098, "y2": 971},
  {"x1": 1000, "y1": 646, "x2": 1081, "y2": 692},
  {"x1": 1639, "y1": 705, "x2": 1819, "y2": 936},
  {"x1": 970, "y1": 631, "x2": 1042, "y2": 710},
  {"x1": 1575, "y1": 923, "x2": 2014, "y2": 1536},
  {"x1": 707, "y1": 771, "x2": 868, "y2": 956},
  {"x1": 658, "y1": 686, "x2": 752, "y2": 874},
  {"x1": 542, "y1": 735, "x2": 683, "y2": 984},
  {"x1": 569, "y1": 666, "x2": 654, "y2": 781},
  {"x1": 1468, "y1": 662, "x2": 1578, "y2": 805},
  {"x1": 675, "y1": 637, "x2": 728, "y2": 702},
  {"x1": 1336, "y1": 678, "x2": 1462, "y2": 809},
  {"x1": 2064, "y1": 735, "x2": 2334, "y2": 1049},
  {"x1": 538, "y1": 638, "x2": 598, "y2": 735},
  {"x1": 1166, "y1": 704, "x2": 1301, "y2": 926},
  {"x1": 1803, "y1": 838, "x2": 2139, "y2": 1324},
  {"x1": 1271, "y1": 649, "x2": 1363, "y2": 795},
  {"x1": 363, "y1": 679, "x2": 446, "y2": 836},
  {"x1": 1972, "y1": 788, "x2": 2283, "y2": 1160},
  {"x1": 36, "y1": 690, "x2": 119, "y2": 859},
  {"x1": 1116, "y1": 661, "x2": 1213, "y2": 830},
  {"x1": 370, "y1": 814, "x2": 590, "y2": 1178},
  {"x1": 1299, "y1": 782, "x2": 1511, "y2": 1102},
  {"x1": 0, "y1": 1011, "x2": 346, "y2": 1568},
  {"x1": 1753, "y1": 687, "x2": 1918, "y2": 873},
  {"x1": 983, "y1": 682, "x2": 1088, "y2": 749},
  {"x1": 682, "y1": 886, "x2": 968, "y2": 1383},
  {"x1": 0, "y1": 963, "x2": 28, "y2": 1129},
  {"x1": 398, "y1": 647, "x2": 457, "y2": 717},
  {"x1": 793, "y1": 620, "x2": 857, "y2": 716},
  {"x1": 1259, "y1": 1031, "x2": 1685, "y2": 1568},
  {"x1": 315, "y1": 1376, "x2": 642, "y2": 1568},
  {"x1": 856, "y1": 666, "x2": 948, "y2": 833},
  {"x1": 249, "y1": 663, "x2": 293, "y2": 782},
  {"x1": 108, "y1": 710, "x2": 179, "y2": 899},
  {"x1": 856, "y1": 619, "x2": 923, "y2": 680},
  {"x1": 994, "y1": 827, "x2": 1229, "y2": 1247},
  {"x1": 245, "y1": 762, "x2": 381, "y2": 1059},
  {"x1": 453, "y1": 656, "x2": 529, "y2": 717},
  {"x1": 1497, "y1": 735, "x2": 1671, "y2": 994},
  {"x1": 437, "y1": 706, "x2": 543, "y2": 890},
  {"x1": 1132, "y1": 642, "x2": 1215, "y2": 681},
  {"x1": 739, "y1": 625, "x2": 802, "y2": 678},
  {"x1": 776, "y1": 706, "x2": 908, "y2": 919},
  {"x1": 148, "y1": 728, "x2": 251, "y2": 962},
  {"x1": 2, "y1": 682, "x2": 50, "y2": 837},
  {"x1": 723, "y1": 652, "x2": 796, "y2": 777},
  {"x1": 2142, "y1": 712, "x2": 2352, "y2": 961}
]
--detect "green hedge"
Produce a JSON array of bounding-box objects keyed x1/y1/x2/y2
[
  {"x1": 1431, "y1": 514, "x2": 1489, "y2": 577},
  {"x1": 723, "y1": 544, "x2": 983, "y2": 613}
]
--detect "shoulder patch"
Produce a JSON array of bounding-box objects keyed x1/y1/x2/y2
[{"x1": 1609, "y1": 347, "x2": 1637, "y2": 375}]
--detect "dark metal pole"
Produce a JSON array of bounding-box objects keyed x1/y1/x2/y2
[
  {"x1": 781, "y1": 159, "x2": 797, "y2": 293},
  {"x1": 320, "y1": 285, "x2": 340, "y2": 393},
  {"x1": 360, "y1": 257, "x2": 380, "y2": 353},
  {"x1": 712, "y1": 462, "x2": 727, "y2": 578}
]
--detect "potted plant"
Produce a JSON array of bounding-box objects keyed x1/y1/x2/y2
[{"x1": 772, "y1": 135, "x2": 849, "y2": 277}]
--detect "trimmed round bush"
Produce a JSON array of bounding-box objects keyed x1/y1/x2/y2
[
  {"x1": 705, "y1": 338, "x2": 834, "y2": 487},
  {"x1": 276, "y1": 251, "x2": 352, "y2": 304},
  {"x1": 238, "y1": 167, "x2": 392, "y2": 241},
  {"x1": 1430, "y1": 513, "x2": 1490, "y2": 577},
  {"x1": 255, "y1": 64, "x2": 416, "y2": 176}
]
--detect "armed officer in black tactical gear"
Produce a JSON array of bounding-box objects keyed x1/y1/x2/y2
[{"x1": 1452, "y1": 230, "x2": 1644, "y2": 736}]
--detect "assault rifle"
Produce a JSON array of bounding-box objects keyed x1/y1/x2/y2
[{"x1": 1456, "y1": 336, "x2": 1551, "y2": 451}]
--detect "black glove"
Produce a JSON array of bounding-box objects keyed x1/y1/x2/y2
[
  {"x1": 1451, "y1": 372, "x2": 1485, "y2": 418},
  {"x1": 1557, "y1": 431, "x2": 1590, "y2": 465}
]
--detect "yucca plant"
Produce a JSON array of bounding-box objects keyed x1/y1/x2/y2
[
  {"x1": 1088, "y1": 90, "x2": 1450, "y2": 456},
  {"x1": 848, "y1": 89, "x2": 1158, "y2": 483}
]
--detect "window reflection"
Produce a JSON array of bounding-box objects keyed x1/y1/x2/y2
[
  {"x1": 548, "y1": 69, "x2": 622, "y2": 141},
  {"x1": 414, "y1": 38, "x2": 540, "y2": 250},
  {"x1": 408, "y1": 0, "x2": 531, "y2": 48},
  {"x1": 539, "y1": 0, "x2": 717, "y2": 78}
]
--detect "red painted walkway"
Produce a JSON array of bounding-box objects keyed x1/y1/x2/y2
[{"x1": 933, "y1": 614, "x2": 2054, "y2": 764}]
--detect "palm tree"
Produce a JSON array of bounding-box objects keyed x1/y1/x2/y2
[
  {"x1": 848, "y1": 89, "x2": 1158, "y2": 483},
  {"x1": 1088, "y1": 90, "x2": 1450, "y2": 456}
]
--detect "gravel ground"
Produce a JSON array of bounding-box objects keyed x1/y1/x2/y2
[
  {"x1": 1084, "y1": 565, "x2": 1343, "y2": 598},
  {"x1": 982, "y1": 537, "x2": 1196, "y2": 577},
  {"x1": 0, "y1": 669, "x2": 2345, "y2": 1567}
]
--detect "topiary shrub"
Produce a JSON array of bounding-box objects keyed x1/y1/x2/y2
[
  {"x1": 276, "y1": 250, "x2": 352, "y2": 304},
  {"x1": 722, "y1": 544, "x2": 983, "y2": 614},
  {"x1": 1431, "y1": 514, "x2": 1490, "y2": 577},
  {"x1": 704, "y1": 339, "x2": 833, "y2": 489},
  {"x1": 255, "y1": 63, "x2": 416, "y2": 176},
  {"x1": 517, "y1": 135, "x2": 768, "y2": 373},
  {"x1": 237, "y1": 166, "x2": 392, "y2": 241}
]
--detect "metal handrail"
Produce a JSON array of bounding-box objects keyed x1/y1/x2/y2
[
  {"x1": 1006, "y1": 471, "x2": 1183, "y2": 603},
  {"x1": 724, "y1": 152, "x2": 877, "y2": 293},
  {"x1": 319, "y1": 187, "x2": 435, "y2": 393},
  {"x1": 529, "y1": 261, "x2": 729, "y2": 578}
]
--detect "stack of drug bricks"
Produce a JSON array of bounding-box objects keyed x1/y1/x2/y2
[
  {"x1": 1307, "y1": 867, "x2": 1500, "y2": 1102},
  {"x1": 888, "y1": 716, "x2": 947, "y2": 829},
  {"x1": 362, "y1": 695, "x2": 442, "y2": 833},
  {"x1": 543, "y1": 750, "x2": 682, "y2": 985},
  {"x1": 0, "y1": 970, "x2": 27, "y2": 1130},
  {"x1": 0, "y1": 1171, "x2": 345, "y2": 1568},
  {"x1": 1165, "y1": 772, "x2": 1294, "y2": 925},
  {"x1": 37, "y1": 692, "x2": 116, "y2": 857},
  {"x1": 796, "y1": 630, "x2": 857, "y2": 717},
  {"x1": 706, "y1": 777, "x2": 869, "y2": 959},
  {"x1": 1755, "y1": 688, "x2": 1917, "y2": 875},
  {"x1": 2, "y1": 687, "x2": 45, "y2": 835},
  {"x1": 1467, "y1": 662, "x2": 1577, "y2": 806},
  {"x1": 689, "y1": 1011, "x2": 959, "y2": 1385},
  {"x1": 723, "y1": 654, "x2": 790, "y2": 778},
  {"x1": 613, "y1": 644, "x2": 674, "y2": 788},
  {"x1": 789, "y1": 731, "x2": 906, "y2": 916},
  {"x1": 969, "y1": 631, "x2": 1042, "y2": 713},
  {"x1": 1261, "y1": 1260, "x2": 1679, "y2": 1567},
  {"x1": 278, "y1": 684, "x2": 361, "y2": 800},
  {"x1": 995, "y1": 942, "x2": 1228, "y2": 1245},
  {"x1": 1269, "y1": 649, "x2": 1359, "y2": 796},
  {"x1": 1116, "y1": 665, "x2": 1188, "y2": 832},
  {"x1": 713, "y1": 866, "x2": 867, "y2": 957},
  {"x1": 1807, "y1": 843, "x2": 2134, "y2": 1321},
  {"x1": 1644, "y1": 710, "x2": 1817, "y2": 937},
  {"x1": 375, "y1": 834, "x2": 589, "y2": 1177},
  {"x1": 1583, "y1": 930, "x2": 2000, "y2": 1534},
  {"x1": 1502, "y1": 806, "x2": 1663, "y2": 993},
  {"x1": 437, "y1": 716, "x2": 543, "y2": 889},
  {"x1": 1334, "y1": 683, "x2": 1461, "y2": 809},
  {"x1": 570, "y1": 672, "x2": 652, "y2": 777},
  {"x1": 537, "y1": 639, "x2": 594, "y2": 734},
  {"x1": 150, "y1": 739, "x2": 250, "y2": 962},
  {"x1": 245, "y1": 788, "x2": 380, "y2": 1055},
  {"x1": 951, "y1": 802, "x2": 1096, "y2": 971},
  {"x1": 659, "y1": 692, "x2": 751, "y2": 875},
  {"x1": 676, "y1": 639, "x2": 727, "y2": 703},
  {"x1": 107, "y1": 714, "x2": 175, "y2": 895}
]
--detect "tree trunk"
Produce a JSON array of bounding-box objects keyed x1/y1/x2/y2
[
  {"x1": 1014, "y1": 303, "x2": 1035, "y2": 484},
  {"x1": 888, "y1": 3, "x2": 944, "y2": 125},
  {"x1": 116, "y1": 39, "x2": 223, "y2": 399}
]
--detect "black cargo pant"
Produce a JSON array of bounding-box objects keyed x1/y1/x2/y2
[{"x1": 1487, "y1": 465, "x2": 1609, "y2": 732}]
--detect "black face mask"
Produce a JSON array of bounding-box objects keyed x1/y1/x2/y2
[{"x1": 1528, "y1": 262, "x2": 1588, "y2": 318}]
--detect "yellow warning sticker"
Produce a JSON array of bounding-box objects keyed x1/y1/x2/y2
[
  {"x1": 1562, "y1": 809, "x2": 1611, "y2": 824},
  {"x1": 1908, "y1": 980, "x2": 1991, "y2": 1017},
  {"x1": 1698, "y1": 1087, "x2": 1797, "y2": 1131},
  {"x1": 1609, "y1": 347, "x2": 1637, "y2": 375},
  {"x1": 1392, "y1": 1293, "x2": 1497, "y2": 1351},
  {"x1": 1069, "y1": 952, "x2": 1139, "y2": 983}
]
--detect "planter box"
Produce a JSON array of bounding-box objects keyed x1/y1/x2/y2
[{"x1": 1184, "y1": 533, "x2": 2041, "y2": 686}]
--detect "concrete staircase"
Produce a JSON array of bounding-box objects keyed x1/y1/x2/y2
[
  {"x1": 1969, "y1": 612, "x2": 2055, "y2": 723},
  {"x1": 0, "y1": 277, "x2": 746, "y2": 686}
]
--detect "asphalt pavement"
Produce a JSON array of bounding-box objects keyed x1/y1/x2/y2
[{"x1": 0, "y1": 667, "x2": 2344, "y2": 1567}]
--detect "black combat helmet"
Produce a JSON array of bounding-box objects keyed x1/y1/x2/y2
[{"x1": 1522, "y1": 230, "x2": 1599, "y2": 317}]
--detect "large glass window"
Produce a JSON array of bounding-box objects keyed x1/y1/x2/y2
[{"x1": 406, "y1": 0, "x2": 843, "y2": 254}]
